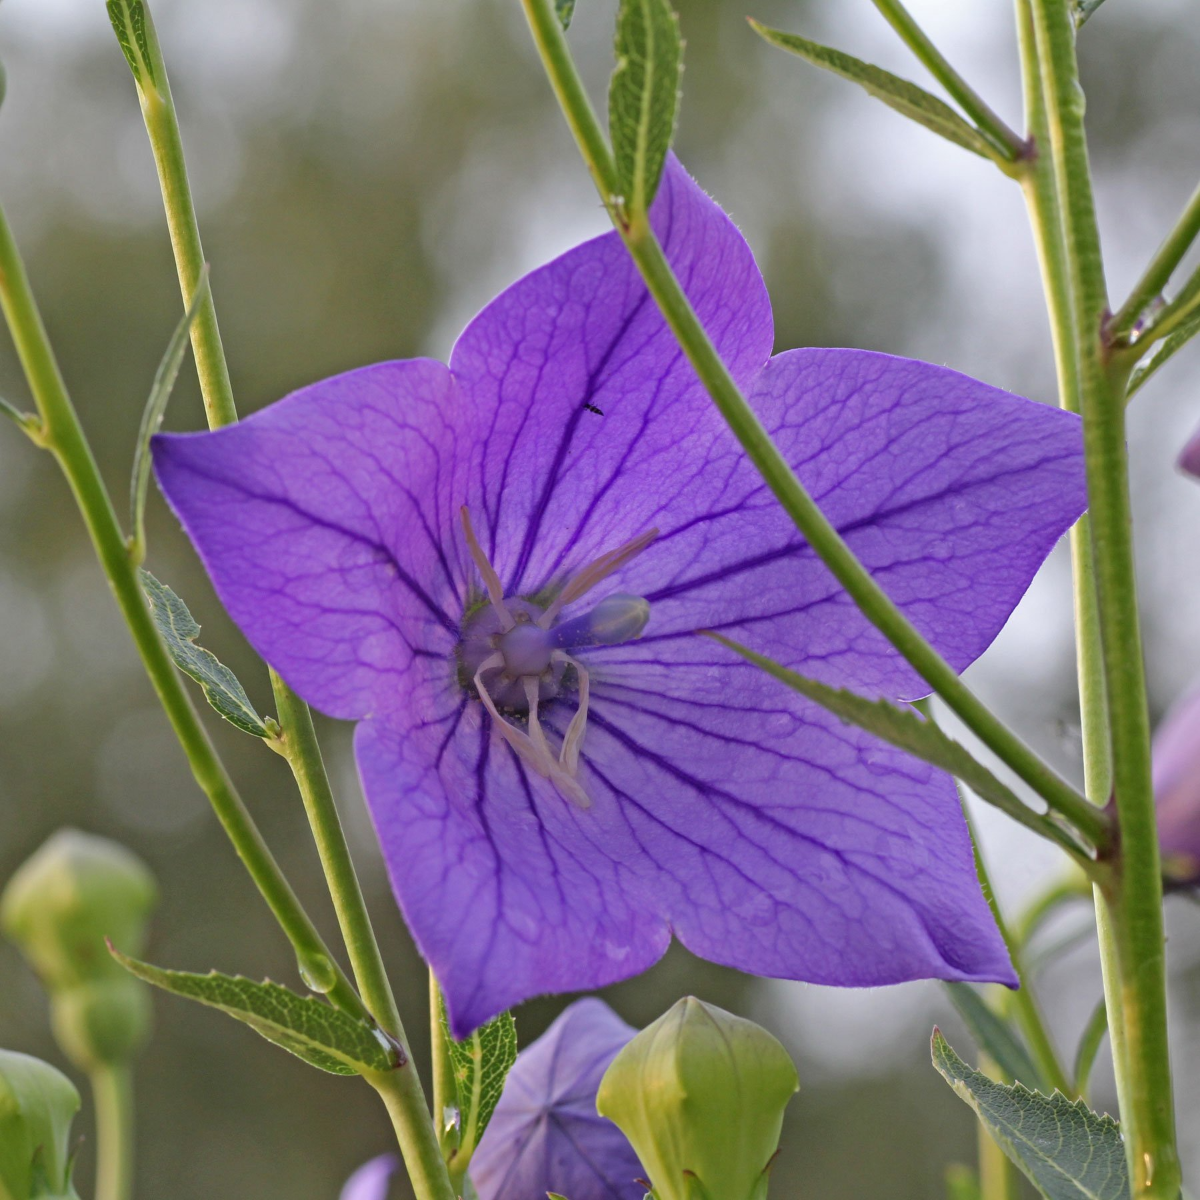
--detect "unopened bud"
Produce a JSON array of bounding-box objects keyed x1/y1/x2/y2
[
  {"x1": 1, "y1": 830, "x2": 157, "y2": 1067},
  {"x1": 597, "y1": 997, "x2": 798, "y2": 1200},
  {"x1": 0, "y1": 1049, "x2": 81, "y2": 1200}
]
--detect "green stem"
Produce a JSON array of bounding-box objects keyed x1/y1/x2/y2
[
  {"x1": 1135, "y1": 267, "x2": 1200, "y2": 347},
  {"x1": 429, "y1": 974, "x2": 460, "y2": 1172},
  {"x1": 869, "y1": 0, "x2": 1026, "y2": 161},
  {"x1": 1108, "y1": 177, "x2": 1200, "y2": 342},
  {"x1": 1025, "y1": 2, "x2": 1179, "y2": 1195},
  {"x1": 0, "y1": 200, "x2": 370, "y2": 1027},
  {"x1": 520, "y1": 0, "x2": 1109, "y2": 854},
  {"x1": 90, "y1": 1064, "x2": 134, "y2": 1200},
  {"x1": 368, "y1": 1067, "x2": 457, "y2": 1200}
]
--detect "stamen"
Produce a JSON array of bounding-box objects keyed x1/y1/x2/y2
[
  {"x1": 461, "y1": 507, "x2": 514, "y2": 630},
  {"x1": 555, "y1": 651, "x2": 590, "y2": 775},
  {"x1": 540, "y1": 527, "x2": 659, "y2": 626}
]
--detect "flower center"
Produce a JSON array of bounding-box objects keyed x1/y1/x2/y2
[{"x1": 458, "y1": 508, "x2": 654, "y2": 809}]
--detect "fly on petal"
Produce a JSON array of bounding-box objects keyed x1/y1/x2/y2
[{"x1": 154, "y1": 154, "x2": 1086, "y2": 1035}]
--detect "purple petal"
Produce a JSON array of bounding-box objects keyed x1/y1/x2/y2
[
  {"x1": 471, "y1": 999, "x2": 644, "y2": 1200},
  {"x1": 447, "y1": 154, "x2": 773, "y2": 600},
  {"x1": 338, "y1": 1155, "x2": 397, "y2": 1200},
  {"x1": 357, "y1": 634, "x2": 1014, "y2": 1036},
  {"x1": 1181, "y1": 427, "x2": 1200, "y2": 480},
  {"x1": 1153, "y1": 685, "x2": 1200, "y2": 882},
  {"x1": 152, "y1": 359, "x2": 467, "y2": 721},
  {"x1": 621, "y1": 349, "x2": 1087, "y2": 698}
]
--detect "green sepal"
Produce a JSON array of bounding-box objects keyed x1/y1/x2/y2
[
  {"x1": 1126, "y1": 312, "x2": 1200, "y2": 400},
  {"x1": 140, "y1": 570, "x2": 271, "y2": 737},
  {"x1": 437, "y1": 994, "x2": 517, "y2": 1172},
  {"x1": 749, "y1": 23, "x2": 999, "y2": 162},
  {"x1": 106, "y1": 0, "x2": 157, "y2": 90},
  {"x1": 932, "y1": 1030, "x2": 1127, "y2": 1200},
  {"x1": 129, "y1": 266, "x2": 209, "y2": 563},
  {"x1": 609, "y1": 0, "x2": 682, "y2": 220},
  {"x1": 110, "y1": 948, "x2": 400, "y2": 1076},
  {"x1": 703, "y1": 632, "x2": 1065, "y2": 848},
  {"x1": 943, "y1": 982, "x2": 1045, "y2": 1090},
  {"x1": 0, "y1": 1049, "x2": 81, "y2": 1200},
  {"x1": 555, "y1": 0, "x2": 576, "y2": 31}
]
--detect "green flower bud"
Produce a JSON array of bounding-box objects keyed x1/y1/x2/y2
[
  {"x1": 1, "y1": 830, "x2": 157, "y2": 1068},
  {"x1": 0, "y1": 1049, "x2": 81, "y2": 1200},
  {"x1": 597, "y1": 997, "x2": 798, "y2": 1200}
]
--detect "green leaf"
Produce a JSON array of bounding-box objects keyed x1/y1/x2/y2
[
  {"x1": 110, "y1": 947, "x2": 400, "y2": 1075},
  {"x1": 932, "y1": 1030, "x2": 1127, "y2": 1200},
  {"x1": 609, "y1": 0, "x2": 682, "y2": 219},
  {"x1": 140, "y1": 570, "x2": 271, "y2": 737},
  {"x1": 703, "y1": 632, "x2": 1069, "y2": 849},
  {"x1": 555, "y1": 0, "x2": 576, "y2": 30},
  {"x1": 944, "y1": 982, "x2": 1046, "y2": 1090},
  {"x1": 750, "y1": 23, "x2": 998, "y2": 162},
  {"x1": 1126, "y1": 312, "x2": 1200, "y2": 400},
  {"x1": 129, "y1": 266, "x2": 209, "y2": 562},
  {"x1": 438, "y1": 995, "x2": 518, "y2": 1170},
  {"x1": 0, "y1": 395, "x2": 41, "y2": 442},
  {"x1": 106, "y1": 0, "x2": 157, "y2": 89},
  {"x1": 1072, "y1": 997, "x2": 1107, "y2": 1098},
  {"x1": 1073, "y1": 0, "x2": 1108, "y2": 29}
]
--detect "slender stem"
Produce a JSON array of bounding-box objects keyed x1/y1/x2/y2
[
  {"x1": 429, "y1": 974, "x2": 459, "y2": 1170},
  {"x1": 520, "y1": 0, "x2": 1108, "y2": 853},
  {"x1": 91, "y1": 1064, "x2": 134, "y2": 1200},
  {"x1": 869, "y1": 0, "x2": 1026, "y2": 161},
  {"x1": 368, "y1": 1068, "x2": 458, "y2": 1200},
  {"x1": 1109, "y1": 177, "x2": 1200, "y2": 341},
  {"x1": 1074, "y1": 995, "x2": 1109, "y2": 1101},
  {"x1": 1025, "y1": 2, "x2": 1179, "y2": 1195},
  {"x1": 1136, "y1": 266, "x2": 1200, "y2": 347},
  {"x1": 0, "y1": 200, "x2": 370, "y2": 1027}
]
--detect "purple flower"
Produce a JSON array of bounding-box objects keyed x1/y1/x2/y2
[
  {"x1": 153, "y1": 156, "x2": 1085, "y2": 1034},
  {"x1": 1181, "y1": 428, "x2": 1200, "y2": 480},
  {"x1": 1154, "y1": 685, "x2": 1200, "y2": 884},
  {"x1": 471, "y1": 998, "x2": 644, "y2": 1200},
  {"x1": 339, "y1": 1155, "x2": 397, "y2": 1200}
]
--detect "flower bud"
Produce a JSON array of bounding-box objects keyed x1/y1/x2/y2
[
  {"x1": 597, "y1": 997, "x2": 798, "y2": 1200},
  {"x1": 1181, "y1": 427, "x2": 1200, "y2": 481},
  {"x1": 1153, "y1": 686, "x2": 1200, "y2": 885},
  {"x1": 1, "y1": 830, "x2": 157, "y2": 1067},
  {"x1": 0, "y1": 1048, "x2": 81, "y2": 1200}
]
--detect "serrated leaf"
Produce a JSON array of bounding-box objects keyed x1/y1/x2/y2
[
  {"x1": 130, "y1": 266, "x2": 208, "y2": 562},
  {"x1": 609, "y1": 0, "x2": 682, "y2": 219},
  {"x1": 750, "y1": 23, "x2": 998, "y2": 161},
  {"x1": 944, "y1": 982, "x2": 1046, "y2": 1090},
  {"x1": 555, "y1": 0, "x2": 576, "y2": 30},
  {"x1": 140, "y1": 570, "x2": 270, "y2": 737},
  {"x1": 1127, "y1": 312, "x2": 1200, "y2": 400},
  {"x1": 111, "y1": 948, "x2": 399, "y2": 1075},
  {"x1": 932, "y1": 1030, "x2": 1127, "y2": 1200},
  {"x1": 438, "y1": 995, "x2": 517, "y2": 1170},
  {"x1": 703, "y1": 632, "x2": 1064, "y2": 846}
]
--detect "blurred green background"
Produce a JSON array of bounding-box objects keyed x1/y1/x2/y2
[{"x1": 1, "y1": 0, "x2": 1199, "y2": 1196}]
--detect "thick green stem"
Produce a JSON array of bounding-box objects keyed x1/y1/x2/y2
[
  {"x1": 90, "y1": 1064, "x2": 134, "y2": 1200},
  {"x1": 1109, "y1": 177, "x2": 1200, "y2": 342},
  {"x1": 520, "y1": 0, "x2": 1108, "y2": 854},
  {"x1": 0, "y1": 201, "x2": 373, "y2": 1026},
  {"x1": 1024, "y1": 2, "x2": 1179, "y2": 1194},
  {"x1": 869, "y1": 0, "x2": 1026, "y2": 161},
  {"x1": 368, "y1": 1067, "x2": 458, "y2": 1200}
]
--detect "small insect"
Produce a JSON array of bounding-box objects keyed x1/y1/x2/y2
[{"x1": 583, "y1": 402, "x2": 604, "y2": 415}]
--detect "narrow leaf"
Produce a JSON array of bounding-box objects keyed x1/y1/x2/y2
[
  {"x1": 932, "y1": 1030, "x2": 1127, "y2": 1200},
  {"x1": 1072, "y1": 998, "x2": 1107, "y2": 1099},
  {"x1": 106, "y1": 0, "x2": 157, "y2": 89},
  {"x1": 555, "y1": 0, "x2": 576, "y2": 30},
  {"x1": 703, "y1": 632, "x2": 1085, "y2": 858},
  {"x1": 750, "y1": 23, "x2": 998, "y2": 161},
  {"x1": 0, "y1": 395, "x2": 40, "y2": 441},
  {"x1": 609, "y1": 0, "x2": 682, "y2": 219},
  {"x1": 438, "y1": 995, "x2": 518, "y2": 1170},
  {"x1": 110, "y1": 948, "x2": 400, "y2": 1075},
  {"x1": 1126, "y1": 312, "x2": 1200, "y2": 400},
  {"x1": 130, "y1": 266, "x2": 209, "y2": 562},
  {"x1": 944, "y1": 982, "x2": 1046, "y2": 1090},
  {"x1": 1073, "y1": 0, "x2": 1108, "y2": 29},
  {"x1": 140, "y1": 570, "x2": 270, "y2": 737}
]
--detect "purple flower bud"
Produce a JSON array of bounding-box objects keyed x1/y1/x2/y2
[
  {"x1": 338, "y1": 1155, "x2": 397, "y2": 1200},
  {"x1": 470, "y1": 999, "x2": 646, "y2": 1200},
  {"x1": 1154, "y1": 686, "x2": 1200, "y2": 884},
  {"x1": 1181, "y1": 427, "x2": 1200, "y2": 480}
]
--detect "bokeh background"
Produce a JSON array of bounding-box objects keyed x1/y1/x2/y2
[{"x1": 1, "y1": 0, "x2": 1198, "y2": 1196}]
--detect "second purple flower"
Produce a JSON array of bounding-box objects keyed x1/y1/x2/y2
[{"x1": 153, "y1": 156, "x2": 1086, "y2": 1035}]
